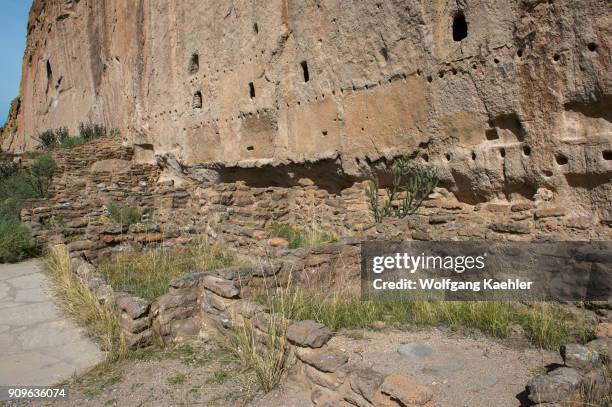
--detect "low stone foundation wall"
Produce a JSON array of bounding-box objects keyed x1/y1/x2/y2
[{"x1": 66, "y1": 248, "x2": 434, "y2": 407}]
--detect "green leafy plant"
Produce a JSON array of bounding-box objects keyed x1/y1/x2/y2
[
  {"x1": 79, "y1": 122, "x2": 111, "y2": 141},
  {"x1": 106, "y1": 201, "x2": 142, "y2": 225},
  {"x1": 26, "y1": 153, "x2": 57, "y2": 198},
  {"x1": 366, "y1": 157, "x2": 439, "y2": 222},
  {"x1": 37, "y1": 129, "x2": 58, "y2": 149},
  {"x1": 0, "y1": 153, "x2": 18, "y2": 180},
  {"x1": 36, "y1": 123, "x2": 117, "y2": 150},
  {"x1": 0, "y1": 172, "x2": 38, "y2": 200},
  {"x1": 0, "y1": 199, "x2": 36, "y2": 263}
]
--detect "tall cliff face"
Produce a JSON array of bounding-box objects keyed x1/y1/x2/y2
[{"x1": 2, "y1": 0, "x2": 611, "y2": 216}]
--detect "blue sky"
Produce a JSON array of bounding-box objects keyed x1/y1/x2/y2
[{"x1": 0, "y1": 1, "x2": 31, "y2": 125}]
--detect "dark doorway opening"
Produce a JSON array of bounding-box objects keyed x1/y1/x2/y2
[
  {"x1": 249, "y1": 82, "x2": 255, "y2": 98},
  {"x1": 300, "y1": 60, "x2": 310, "y2": 82},
  {"x1": 452, "y1": 11, "x2": 468, "y2": 42}
]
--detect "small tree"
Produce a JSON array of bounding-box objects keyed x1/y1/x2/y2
[
  {"x1": 366, "y1": 157, "x2": 439, "y2": 222},
  {"x1": 37, "y1": 129, "x2": 57, "y2": 149},
  {"x1": 26, "y1": 154, "x2": 57, "y2": 198}
]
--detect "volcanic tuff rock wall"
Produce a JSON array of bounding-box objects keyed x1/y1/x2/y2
[{"x1": 2, "y1": 0, "x2": 611, "y2": 215}]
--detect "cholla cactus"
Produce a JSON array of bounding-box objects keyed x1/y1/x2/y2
[{"x1": 366, "y1": 157, "x2": 439, "y2": 222}]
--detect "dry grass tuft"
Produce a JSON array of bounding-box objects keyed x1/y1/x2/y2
[
  {"x1": 46, "y1": 245, "x2": 126, "y2": 360},
  {"x1": 98, "y1": 239, "x2": 240, "y2": 301},
  {"x1": 227, "y1": 273, "x2": 295, "y2": 392},
  {"x1": 258, "y1": 283, "x2": 594, "y2": 350},
  {"x1": 228, "y1": 316, "x2": 290, "y2": 392}
]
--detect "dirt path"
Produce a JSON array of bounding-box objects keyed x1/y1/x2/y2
[
  {"x1": 328, "y1": 328, "x2": 560, "y2": 407},
  {"x1": 0, "y1": 259, "x2": 103, "y2": 386}
]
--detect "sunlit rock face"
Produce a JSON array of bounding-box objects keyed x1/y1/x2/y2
[{"x1": 2, "y1": 0, "x2": 611, "y2": 217}]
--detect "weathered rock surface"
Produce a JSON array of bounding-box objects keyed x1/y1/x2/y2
[
  {"x1": 297, "y1": 348, "x2": 349, "y2": 373},
  {"x1": 379, "y1": 373, "x2": 433, "y2": 406},
  {"x1": 560, "y1": 343, "x2": 601, "y2": 370},
  {"x1": 527, "y1": 367, "x2": 582, "y2": 404},
  {"x1": 3, "y1": 0, "x2": 611, "y2": 218},
  {"x1": 286, "y1": 320, "x2": 333, "y2": 348}
]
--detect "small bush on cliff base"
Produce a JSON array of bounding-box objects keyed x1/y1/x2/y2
[
  {"x1": 98, "y1": 241, "x2": 239, "y2": 300},
  {"x1": 0, "y1": 154, "x2": 56, "y2": 199},
  {"x1": 106, "y1": 201, "x2": 142, "y2": 225},
  {"x1": 26, "y1": 153, "x2": 56, "y2": 198},
  {"x1": 0, "y1": 200, "x2": 36, "y2": 263},
  {"x1": 366, "y1": 157, "x2": 439, "y2": 222},
  {"x1": 46, "y1": 245, "x2": 126, "y2": 359},
  {"x1": 36, "y1": 123, "x2": 118, "y2": 150},
  {"x1": 79, "y1": 122, "x2": 116, "y2": 141},
  {"x1": 0, "y1": 153, "x2": 18, "y2": 180},
  {"x1": 37, "y1": 127, "x2": 69, "y2": 149}
]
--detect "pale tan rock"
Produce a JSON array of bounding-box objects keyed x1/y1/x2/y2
[
  {"x1": 380, "y1": 374, "x2": 433, "y2": 406},
  {"x1": 594, "y1": 322, "x2": 612, "y2": 338},
  {"x1": 268, "y1": 237, "x2": 289, "y2": 248},
  {"x1": 286, "y1": 320, "x2": 333, "y2": 348},
  {"x1": 90, "y1": 159, "x2": 131, "y2": 174},
  {"x1": 2, "y1": 0, "x2": 611, "y2": 219}
]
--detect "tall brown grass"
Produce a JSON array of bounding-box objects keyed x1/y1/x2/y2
[
  {"x1": 256, "y1": 281, "x2": 593, "y2": 350},
  {"x1": 227, "y1": 272, "x2": 295, "y2": 392},
  {"x1": 98, "y1": 239, "x2": 239, "y2": 301},
  {"x1": 46, "y1": 245, "x2": 126, "y2": 360}
]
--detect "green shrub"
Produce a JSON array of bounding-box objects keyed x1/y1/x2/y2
[
  {"x1": 26, "y1": 154, "x2": 56, "y2": 198},
  {"x1": 106, "y1": 201, "x2": 142, "y2": 225},
  {"x1": 366, "y1": 157, "x2": 439, "y2": 222},
  {"x1": 0, "y1": 200, "x2": 35, "y2": 263},
  {"x1": 79, "y1": 122, "x2": 108, "y2": 141},
  {"x1": 0, "y1": 172, "x2": 37, "y2": 200},
  {"x1": 0, "y1": 154, "x2": 18, "y2": 180},
  {"x1": 37, "y1": 129, "x2": 58, "y2": 149},
  {"x1": 36, "y1": 123, "x2": 117, "y2": 150}
]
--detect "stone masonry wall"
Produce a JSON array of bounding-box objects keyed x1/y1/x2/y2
[
  {"x1": 17, "y1": 137, "x2": 612, "y2": 268},
  {"x1": 67, "y1": 252, "x2": 434, "y2": 407}
]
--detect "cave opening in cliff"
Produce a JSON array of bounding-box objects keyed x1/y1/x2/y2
[
  {"x1": 249, "y1": 82, "x2": 255, "y2": 98},
  {"x1": 253, "y1": 23, "x2": 259, "y2": 34},
  {"x1": 556, "y1": 154, "x2": 568, "y2": 165},
  {"x1": 452, "y1": 11, "x2": 468, "y2": 42},
  {"x1": 603, "y1": 150, "x2": 612, "y2": 160},
  {"x1": 485, "y1": 128, "x2": 499, "y2": 140},
  {"x1": 300, "y1": 60, "x2": 310, "y2": 82},
  {"x1": 192, "y1": 91, "x2": 202, "y2": 109},
  {"x1": 189, "y1": 53, "x2": 199, "y2": 74},
  {"x1": 46, "y1": 59, "x2": 53, "y2": 79}
]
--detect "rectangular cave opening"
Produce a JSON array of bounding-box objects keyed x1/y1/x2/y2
[
  {"x1": 249, "y1": 82, "x2": 255, "y2": 98},
  {"x1": 189, "y1": 52, "x2": 199, "y2": 74},
  {"x1": 192, "y1": 91, "x2": 202, "y2": 109},
  {"x1": 300, "y1": 60, "x2": 309, "y2": 82},
  {"x1": 485, "y1": 128, "x2": 499, "y2": 141},
  {"x1": 46, "y1": 59, "x2": 53, "y2": 80}
]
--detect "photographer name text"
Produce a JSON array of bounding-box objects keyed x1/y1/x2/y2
[{"x1": 372, "y1": 278, "x2": 534, "y2": 291}]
